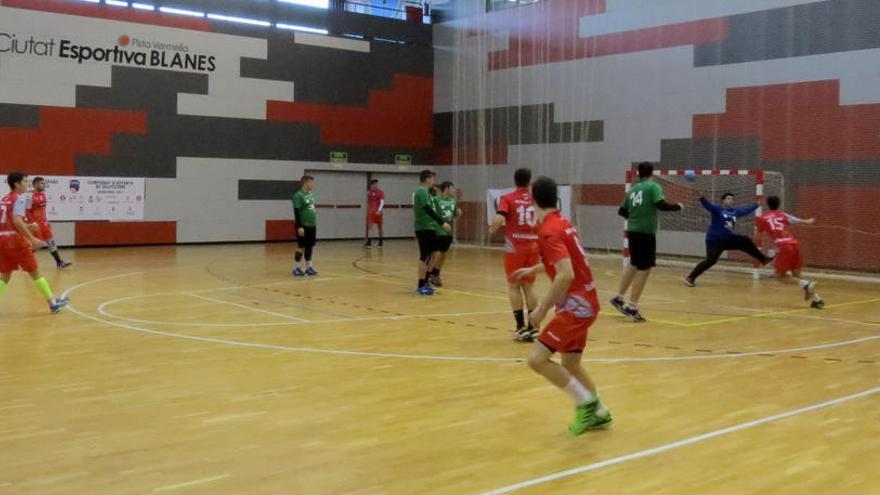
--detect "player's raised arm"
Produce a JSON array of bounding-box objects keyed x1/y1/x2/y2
[
  {"x1": 734, "y1": 203, "x2": 760, "y2": 217},
  {"x1": 785, "y1": 213, "x2": 815, "y2": 225},
  {"x1": 698, "y1": 196, "x2": 718, "y2": 211}
]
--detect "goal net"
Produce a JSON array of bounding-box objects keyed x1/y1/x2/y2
[{"x1": 624, "y1": 168, "x2": 784, "y2": 272}]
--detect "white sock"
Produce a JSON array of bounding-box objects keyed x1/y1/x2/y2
[
  {"x1": 595, "y1": 399, "x2": 608, "y2": 416},
  {"x1": 798, "y1": 279, "x2": 809, "y2": 288},
  {"x1": 628, "y1": 301, "x2": 639, "y2": 309},
  {"x1": 307, "y1": 260, "x2": 313, "y2": 268},
  {"x1": 812, "y1": 292, "x2": 822, "y2": 302},
  {"x1": 563, "y1": 378, "x2": 595, "y2": 405}
]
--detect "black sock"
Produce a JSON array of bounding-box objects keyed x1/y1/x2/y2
[
  {"x1": 514, "y1": 310, "x2": 525, "y2": 329},
  {"x1": 431, "y1": 268, "x2": 440, "y2": 276},
  {"x1": 418, "y1": 278, "x2": 427, "y2": 288},
  {"x1": 51, "y1": 251, "x2": 63, "y2": 264}
]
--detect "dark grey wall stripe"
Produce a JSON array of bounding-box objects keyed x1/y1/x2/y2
[
  {"x1": 695, "y1": 0, "x2": 880, "y2": 67},
  {"x1": 434, "y1": 104, "x2": 603, "y2": 147},
  {"x1": 239, "y1": 180, "x2": 301, "y2": 200}
]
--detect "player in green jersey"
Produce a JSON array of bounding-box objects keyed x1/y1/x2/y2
[
  {"x1": 292, "y1": 175, "x2": 318, "y2": 277},
  {"x1": 413, "y1": 170, "x2": 450, "y2": 296},
  {"x1": 611, "y1": 162, "x2": 683, "y2": 322},
  {"x1": 428, "y1": 181, "x2": 461, "y2": 287}
]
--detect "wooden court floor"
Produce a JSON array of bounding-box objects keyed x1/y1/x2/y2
[{"x1": 0, "y1": 241, "x2": 877, "y2": 494}]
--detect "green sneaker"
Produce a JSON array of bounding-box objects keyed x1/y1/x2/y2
[
  {"x1": 587, "y1": 405, "x2": 613, "y2": 430},
  {"x1": 568, "y1": 400, "x2": 598, "y2": 436}
]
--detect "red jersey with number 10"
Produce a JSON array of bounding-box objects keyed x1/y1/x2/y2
[
  {"x1": 538, "y1": 211, "x2": 600, "y2": 317},
  {"x1": 756, "y1": 211, "x2": 799, "y2": 247},
  {"x1": 497, "y1": 188, "x2": 538, "y2": 254},
  {"x1": 27, "y1": 191, "x2": 48, "y2": 224}
]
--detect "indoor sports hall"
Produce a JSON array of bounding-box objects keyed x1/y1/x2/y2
[{"x1": 0, "y1": 1, "x2": 877, "y2": 494}]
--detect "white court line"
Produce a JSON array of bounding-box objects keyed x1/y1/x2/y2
[
  {"x1": 96, "y1": 295, "x2": 510, "y2": 328},
  {"x1": 153, "y1": 473, "x2": 231, "y2": 492},
  {"x1": 62, "y1": 272, "x2": 880, "y2": 363},
  {"x1": 187, "y1": 293, "x2": 310, "y2": 323},
  {"x1": 474, "y1": 386, "x2": 880, "y2": 495}
]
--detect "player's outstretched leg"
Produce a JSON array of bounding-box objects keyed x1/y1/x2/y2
[
  {"x1": 25, "y1": 270, "x2": 68, "y2": 313},
  {"x1": 732, "y1": 234, "x2": 773, "y2": 265},
  {"x1": 686, "y1": 239, "x2": 725, "y2": 284}
]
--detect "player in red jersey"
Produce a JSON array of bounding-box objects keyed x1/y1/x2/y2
[
  {"x1": 490, "y1": 168, "x2": 540, "y2": 342},
  {"x1": 28, "y1": 177, "x2": 72, "y2": 269},
  {"x1": 512, "y1": 176, "x2": 611, "y2": 435},
  {"x1": 364, "y1": 179, "x2": 385, "y2": 248},
  {"x1": 0, "y1": 173, "x2": 69, "y2": 313},
  {"x1": 756, "y1": 196, "x2": 824, "y2": 308}
]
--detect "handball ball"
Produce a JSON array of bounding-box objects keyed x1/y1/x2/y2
[{"x1": 685, "y1": 171, "x2": 697, "y2": 182}]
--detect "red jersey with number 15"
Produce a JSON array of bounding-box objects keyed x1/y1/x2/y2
[
  {"x1": 538, "y1": 211, "x2": 600, "y2": 317},
  {"x1": 27, "y1": 191, "x2": 48, "y2": 224},
  {"x1": 756, "y1": 211, "x2": 799, "y2": 247},
  {"x1": 497, "y1": 188, "x2": 538, "y2": 254}
]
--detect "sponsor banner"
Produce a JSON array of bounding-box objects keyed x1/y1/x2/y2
[
  {"x1": 486, "y1": 185, "x2": 572, "y2": 225},
  {"x1": 0, "y1": 175, "x2": 145, "y2": 221}
]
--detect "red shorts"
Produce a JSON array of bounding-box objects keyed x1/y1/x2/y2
[
  {"x1": 774, "y1": 244, "x2": 803, "y2": 274},
  {"x1": 31, "y1": 222, "x2": 53, "y2": 241},
  {"x1": 539, "y1": 311, "x2": 597, "y2": 354},
  {"x1": 367, "y1": 211, "x2": 383, "y2": 226},
  {"x1": 504, "y1": 250, "x2": 540, "y2": 284},
  {"x1": 0, "y1": 234, "x2": 38, "y2": 273}
]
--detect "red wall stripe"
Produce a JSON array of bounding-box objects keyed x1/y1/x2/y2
[
  {"x1": 1, "y1": 0, "x2": 212, "y2": 31},
  {"x1": 576, "y1": 184, "x2": 625, "y2": 206},
  {"x1": 266, "y1": 220, "x2": 296, "y2": 241},
  {"x1": 0, "y1": 107, "x2": 147, "y2": 176},
  {"x1": 792, "y1": 186, "x2": 880, "y2": 271},
  {"x1": 75, "y1": 221, "x2": 176, "y2": 246},
  {"x1": 694, "y1": 80, "x2": 880, "y2": 161},
  {"x1": 267, "y1": 75, "x2": 433, "y2": 149}
]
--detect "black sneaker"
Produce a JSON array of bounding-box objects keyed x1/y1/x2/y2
[
  {"x1": 365, "y1": 240, "x2": 372, "y2": 249},
  {"x1": 610, "y1": 296, "x2": 627, "y2": 316},
  {"x1": 428, "y1": 274, "x2": 442, "y2": 287},
  {"x1": 513, "y1": 327, "x2": 535, "y2": 343},
  {"x1": 682, "y1": 277, "x2": 695, "y2": 287},
  {"x1": 378, "y1": 241, "x2": 384, "y2": 248},
  {"x1": 811, "y1": 299, "x2": 825, "y2": 309},
  {"x1": 622, "y1": 305, "x2": 646, "y2": 323},
  {"x1": 762, "y1": 254, "x2": 776, "y2": 266}
]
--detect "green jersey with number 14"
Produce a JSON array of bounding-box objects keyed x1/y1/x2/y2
[{"x1": 622, "y1": 179, "x2": 665, "y2": 234}]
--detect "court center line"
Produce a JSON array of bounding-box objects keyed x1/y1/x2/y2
[
  {"x1": 187, "y1": 293, "x2": 311, "y2": 323},
  {"x1": 96, "y1": 296, "x2": 511, "y2": 328},
  {"x1": 473, "y1": 386, "x2": 880, "y2": 495},
  {"x1": 67, "y1": 297, "x2": 880, "y2": 363},
  {"x1": 62, "y1": 272, "x2": 880, "y2": 363}
]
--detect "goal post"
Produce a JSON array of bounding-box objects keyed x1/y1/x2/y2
[{"x1": 623, "y1": 167, "x2": 784, "y2": 278}]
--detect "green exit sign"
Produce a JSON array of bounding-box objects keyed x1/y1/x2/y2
[
  {"x1": 330, "y1": 151, "x2": 348, "y2": 163},
  {"x1": 395, "y1": 154, "x2": 412, "y2": 165}
]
